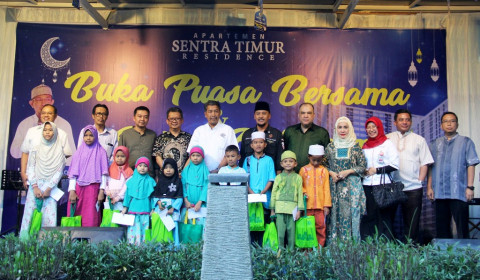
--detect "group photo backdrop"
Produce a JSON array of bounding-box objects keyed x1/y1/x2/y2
[{"x1": 3, "y1": 23, "x2": 447, "y2": 232}]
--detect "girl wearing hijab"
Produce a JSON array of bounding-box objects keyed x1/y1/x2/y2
[
  {"x1": 20, "y1": 122, "x2": 66, "y2": 237},
  {"x1": 122, "y1": 157, "x2": 155, "y2": 245},
  {"x1": 152, "y1": 158, "x2": 184, "y2": 245},
  {"x1": 105, "y1": 146, "x2": 134, "y2": 210},
  {"x1": 325, "y1": 116, "x2": 367, "y2": 243},
  {"x1": 361, "y1": 116, "x2": 399, "y2": 240},
  {"x1": 68, "y1": 125, "x2": 109, "y2": 227},
  {"x1": 180, "y1": 146, "x2": 209, "y2": 229}
]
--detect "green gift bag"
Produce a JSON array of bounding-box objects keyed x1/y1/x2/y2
[
  {"x1": 145, "y1": 216, "x2": 153, "y2": 242},
  {"x1": 100, "y1": 209, "x2": 120, "y2": 227},
  {"x1": 61, "y1": 203, "x2": 82, "y2": 227},
  {"x1": 248, "y1": 202, "x2": 265, "y2": 231},
  {"x1": 146, "y1": 212, "x2": 173, "y2": 243},
  {"x1": 295, "y1": 216, "x2": 318, "y2": 248},
  {"x1": 178, "y1": 211, "x2": 203, "y2": 244},
  {"x1": 100, "y1": 198, "x2": 120, "y2": 228},
  {"x1": 28, "y1": 198, "x2": 44, "y2": 237},
  {"x1": 262, "y1": 222, "x2": 279, "y2": 251},
  {"x1": 295, "y1": 196, "x2": 318, "y2": 248}
]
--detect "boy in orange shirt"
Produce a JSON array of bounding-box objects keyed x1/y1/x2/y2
[{"x1": 299, "y1": 144, "x2": 331, "y2": 247}]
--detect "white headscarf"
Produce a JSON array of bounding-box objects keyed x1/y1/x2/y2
[
  {"x1": 333, "y1": 116, "x2": 357, "y2": 149},
  {"x1": 33, "y1": 122, "x2": 66, "y2": 180}
]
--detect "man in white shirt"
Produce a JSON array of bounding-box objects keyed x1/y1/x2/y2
[
  {"x1": 187, "y1": 100, "x2": 238, "y2": 172},
  {"x1": 387, "y1": 109, "x2": 434, "y2": 243},
  {"x1": 77, "y1": 104, "x2": 118, "y2": 164},
  {"x1": 20, "y1": 104, "x2": 73, "y2": 188},
  {"x1": 10, "y1": 83, "x2": 75, "y2": 160}
]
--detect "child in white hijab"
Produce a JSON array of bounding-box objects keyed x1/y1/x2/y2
[{"x1": 20, "y1": 122, "x2": 66, "y2": 238}]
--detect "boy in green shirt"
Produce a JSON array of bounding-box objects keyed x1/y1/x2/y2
[{"x1": 270, "y1": 150, "x2": 304, "y2": 249}]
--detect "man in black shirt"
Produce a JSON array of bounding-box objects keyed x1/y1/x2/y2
[{"x1": 240, "y1": 101, "x2": 283, "y2": 173}]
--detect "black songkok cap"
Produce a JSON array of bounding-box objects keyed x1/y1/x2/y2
[{"x1": 254, "y1": 101, "x2": 270, "y2": 112}]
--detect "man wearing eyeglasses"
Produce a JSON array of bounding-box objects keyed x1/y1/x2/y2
[
  {"x1": 427, "y1": 111, "x2": 479, "y2": 239},
  {"x1": 77, "y1": 104, "x2": 118, "y2": 163},
  {"x1": 10, "y1": 84, "x2": 75, "y2": 160},
  {"x1": 152, "y1": 107, "x2": 191, "y2": 174}
]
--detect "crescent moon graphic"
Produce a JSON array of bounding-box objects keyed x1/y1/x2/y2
[{"x1": 40, "y1": 37, "x2": 71, "y2": 70}]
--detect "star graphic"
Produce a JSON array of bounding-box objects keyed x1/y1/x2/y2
[{"x1": 168, "y1": 183, "x2": 177, "y2": 192}]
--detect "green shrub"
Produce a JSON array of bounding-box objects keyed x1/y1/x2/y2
[
  {"x1": 62, "y1": 240, "x2": 202, "y2": 279},
  {"x1": 326, "y1": 236, "x2": 480, "y2": 280},
  {"x1": 0, "y1": 232, "x2": 66, "y2": 279},
  {"x1": 0, "y1": 232, "x2": 479, "y2": 280},
  {"x1": 252, "y1": 245, "x2": 331, "y2": 279}
]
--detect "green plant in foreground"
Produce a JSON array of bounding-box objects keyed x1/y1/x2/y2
[
  {"x1": 0, "y1": 232, "x2": 66, "y2": 279},
  {"x1": 326, "y1": 235, "x2": 480, "y2": 280},
  {"x1": 0, "y1": 231, "x2": 479, "y2": 280}
]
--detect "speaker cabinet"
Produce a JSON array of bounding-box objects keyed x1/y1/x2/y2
[{"x1": 38, "y1": 227, "x2": 126, "y2": 244}]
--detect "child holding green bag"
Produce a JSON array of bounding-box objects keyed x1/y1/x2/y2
[
  {"x1": 99, "y1": 146, "x2": 133, "y2": 228},
  {"x1": 122, "y1": 157, "x2": 155, "y2": 245},
  {"x1": 270, "y1": 151, "x2": 304, "y2": 250},
  {"x1": 299, "y1": 145, "x2": 331, "y2": 247},
  {"x1": 68, "y1": 125, "x2": 109, "y2": 227},
  {"x1": 152, "y1": 158, "x2": 183, "y2": 245},
  {"x1": 20, "y1": 122, "x2": 66, "y2": 238},
  {"x1": 243, "y1": 132, "x2": 276, "y2": 246},
  {"x1": 179, "y1": 146, "x2": 209, "y2": 242},
  {"x1": 106, "y1": 146, "x2": 133, "y2": 210}
]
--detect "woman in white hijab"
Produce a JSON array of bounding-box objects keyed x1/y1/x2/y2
[
  {"x1": 20, "y1": 122, "x2": 66, "y2": 237},
  {"x1": 325, "y1": 116, "x2": 367, "y2": 243}
]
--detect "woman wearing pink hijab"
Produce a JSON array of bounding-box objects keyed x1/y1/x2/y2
[{"x1": 68, "y1": 125, "x2": 109, "y2": 227}]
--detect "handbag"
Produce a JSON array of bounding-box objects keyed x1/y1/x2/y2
[
  {"x1": 100, "y1": 198, "x2": 120, "y2": 228},
  {"x1": 262, "y1": 221, "x2": 279, "y2": 251},
  {"x1": 178, "y1": 211, "x2": 203, "y2": 244},
  {"x1": 146, "y1": 212, "x2": 174, "y2": 243},
  {"x1": 295, "y1": 196, "x2": 318, "y2": 248},
  {"x1": 61, "y1": 203, "x2": 82, "y2": 227},
  {"x1": 248, "y1": 202, "x2": 265, "y2": 231},
  {"x1": 372, "y1": 170, "x2": 408, "y2": 209},
  {"x1": 28, "y1": 198, "x2": 44, "y2": 237}
]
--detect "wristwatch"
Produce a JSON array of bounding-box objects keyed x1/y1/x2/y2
[{"x1": 467, "y1": 186, "x2": 474, "y2": 191}]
